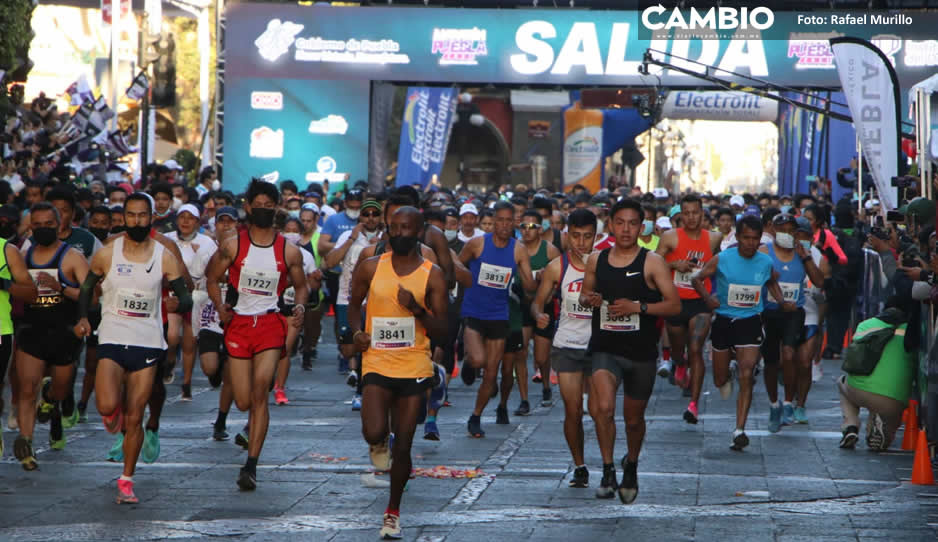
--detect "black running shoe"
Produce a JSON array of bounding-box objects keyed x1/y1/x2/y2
[
  {"x1": 237, "y1": 467, "x2": 256, "y2": 491},
  {"x1": 346, "y1": 370, "x2": 359, "y2": 388},
  {"x1": 495, "y1": 405, "x2": 509, "y2": 425},
  {"x1": 467, "y1": 415, "x2": 485, "y2": 438},
  {"x1": 213, "y1": 425, "x2": 230, "y2": 441},
  {"x1": 461, "y1": 365, "x2": 476, "y2": 386},
  {"x1": 618, "y1": 457, "x2": 638, "y2": 504},
  {"x1": 730, "y1": 431, "x2": 750, "y2": 451},
  {"x1": 541, "y1": 387, "x2": 552, "y2": 407},
  {"x1": 181, "y1": 384, "x2": 192, "y2": 401},
  {"x1": 569, "y1": 466, "x2": 589, "y2": 488},
  {"x1": 596, "y1": 465, "x2": 617, "y2": 498},
  {"x1": 839, "y1": 425, "x2": 859, "y2": 449},
  {"x1": 302, "y1": 349, "x2": 316, "y2": 370},
  {"x1": 207, "y1": 370, "x2": 222, "y2": 389},
  {"x1": 514, "y1": 400, "x2": 530, "y2": 416},
  {"x1": 234, "y1": 430, "x2": 249, "y2": 450}
]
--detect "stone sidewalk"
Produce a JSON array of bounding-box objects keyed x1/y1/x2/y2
[{"x1": 0, "y1": 330, "x2": 936, "y2": 541}]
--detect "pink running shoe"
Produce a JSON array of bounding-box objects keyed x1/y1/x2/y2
[
  {"x1": 274, "y1": 387, "x2": 289, "y2": 405},
  {"x1": 116, "y1": 479, "x2": 138, "y2": 504},
  {"x1": 683, "y1": 401, "x2": 699, "y2": 424}
]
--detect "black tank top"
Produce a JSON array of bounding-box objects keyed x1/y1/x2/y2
[
  {"x1": 588, "y1": 247, "x2": 661, "y2": 361},
  {"x1": 25, "y1": 242, "x2": 79, "y2": 327}
]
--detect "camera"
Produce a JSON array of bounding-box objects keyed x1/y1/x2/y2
[
  {"x1": 870, "y1": 227, "x2": 890, "y2": 241},
  {"x1": 891, "y1": 176, "x2": 915, "y2": 189},
  {"x1": 886, "y1": 210, "x2": 905, "y2": 223}
]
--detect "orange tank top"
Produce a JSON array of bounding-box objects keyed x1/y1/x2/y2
[
  {"x1": 665, "y1": 228, "x2": 713, "y2": 299},
  {"x1": 362, "y1": 252, "x2": 434, "y2": 379}
]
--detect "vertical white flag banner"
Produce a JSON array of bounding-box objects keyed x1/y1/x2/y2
[{"x1": 830, "y1": 37, "x2": 902, "y2": 210}]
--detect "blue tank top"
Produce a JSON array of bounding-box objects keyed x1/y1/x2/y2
[
  {"x1": 461, "y1": 233, "x2": 517, "y2": 321},
  {"x1": 764, "y1": 244, "x2": 806, "y2": 310},
  {"x1": 715, "y1": 247, "x2": 774, "y2": 319}
]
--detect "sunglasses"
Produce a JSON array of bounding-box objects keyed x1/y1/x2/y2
[
  {"x1": 361, "y1": 211, "x2": 381, "y2": 218},
  {"x1": 520, "y1": 223, "x2": 541, "y2": 230}
]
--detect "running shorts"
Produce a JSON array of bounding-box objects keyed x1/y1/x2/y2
[
  {"x1": 98, "y1": 343, "x2": 167, "y2": 373},
  {"x1": 665, "y1": 297, "x2": 711, "y2": 326},
  {"x1": 761, "y1": 308, "x2": 807, "y2": 365},
  {"x1": 17, "y1": 325, "x2": 81, "y2": 366},
  {"x1": 198, "y1": 329, "x2": 225, "y2": 355},
  {"x1": 224, "y1": 312, "x2": 287, "y2": 359},
  {"x1": 362, "y1": 372, "x2": 433, "y2": 397},
  {"x1": 711, "y1": 314, "x2": 764, "y2": 351},
  {"x1": 591, "y1": 352, "x2": 656, "y2": 400},
  {"x1": 505, "y1": 330, "x2": 524, "y2": 353},
  {"x1": 552, "y1": 346, "x2": 591, "y2": 374},
  {"x1": 463, "y1": 317, "x2": 509, "y2": 340}
]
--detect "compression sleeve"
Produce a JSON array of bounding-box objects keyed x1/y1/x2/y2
[
  {"x1": 78, "y1": 271, "x2": 102, "y2": 319},
  {"x1": 169, "y1": 276, "x2": 193, "y2": 314}
]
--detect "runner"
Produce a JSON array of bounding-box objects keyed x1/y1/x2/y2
[
  {"x1": 77, "y1": 206, "x2": 113, "y2": 422},
  {"x1": 298, "y1": 203, "x2": 324, "y2": 369},
  {"x1": 73, "y1": 192, "x2": 192, "y2": 503},
  {"x1": 204, "y1": 179, "x2": 308, "y2": 490},
  {"x1": 0, "y1": 204, "x2": 25, "y2": 441},
  {"x1": 459, "y1": 201, "x2": 535, "y2": 438},
  {"x1": 690, "y1": 215, "x2": 793, "y2": 451},
  {"x1": 13, "y1": 202, "x2": 88, "y2": 468},
  {"x1": 345, "y1": 206, "x2": 448, "y2": 539},
  {"x1": 530, "y1": 208, "x2": 597, "y2": 488},
  {"x1": 517, "y1": 209, "x2": 560, "y2": 411},
  {"x1": 656, "y1": 194, "x2": 722, "y2": 423},
  {"x1": 579, "y1": 198, "x2": 680, "y2": 503}
]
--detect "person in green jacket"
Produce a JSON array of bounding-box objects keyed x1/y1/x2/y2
[{"x1": 838, "y1": 308, "x2": 915, "y2": 451}]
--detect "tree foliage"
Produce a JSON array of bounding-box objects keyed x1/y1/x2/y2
[{"x1": 0, "y1": 0, "x2": 37, "y2": 119}]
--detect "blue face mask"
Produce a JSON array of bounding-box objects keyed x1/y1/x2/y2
[
  {"x1": 542, "y1": 219, "x2": 551, "y2": 232},
  {"x1": 736, "y1": 213, "x2": 743, "y2": 222},
  {"x1": 800, "y1": 240, "x2": 811, "y2": 251},
  {"x1": 642, "y1": 219, "x2": 654, "y2": 236}
]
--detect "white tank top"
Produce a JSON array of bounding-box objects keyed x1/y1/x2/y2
[
  {"x1": 553, "y1": 256, "x2": 592, "y2": 349},
  {"x1": 99, "y1": 236, "x2": 168, "y2": 350},
  {"x1": 232, "y1": 234, "x2": 285, "y2": 316}
]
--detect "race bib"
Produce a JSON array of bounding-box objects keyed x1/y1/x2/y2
[
  {"x1": 116, "y1": 288, "x2": 156, "y2": 318},
  {"x1": 283, "y1": 286, "x2": 296, "y2": 305},
  {"x1": 28, "y1": 269, "x2": 60, "y2": 298},
  {"x1": 599, "y1": 301, "x2": 640, "y2": 332},
  {"x1": 727, "y1": 284, "x2": 761, "y2": 308},
  {"x1": 371, "y1": 317, "x2": 415, "y2": 349},
  {"x1": 674, "y1": 268, "x2": 698, "y2": 289},
  {"x1": 770, "y1": 282, "x2": 801, "y2": 304},
  {"x1": 238, "y1": 266, "x2": 278, "y2": 297},
  {"x1": 477, "y1": 262, "x2": 511, "y2": 289},
  {"x1": 563, "y1": 294, "x2": 593, "y2": 320}
]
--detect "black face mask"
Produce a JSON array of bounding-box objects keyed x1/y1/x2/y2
[
  {"x1": 33, "y1": 226, "x2": 58, "y2": 247},
  {"x1": 250, "y1": 207, "x2": 276, "y2": 228},
  {"x1": 89, "y1": 227, "x2": 109, "y2": 242},
  {"x1": 110, "y1": 225, "x2": 126, "y2": 235},
  {"x1": 0, "y1": 222, "x2": 17, "y2": 240},
  {"x1": 126, "y1": 224, "x2": 151, "y2": 243},
  {"x1": 388, "y1": 235, "x2": 419, "y2": 255}
]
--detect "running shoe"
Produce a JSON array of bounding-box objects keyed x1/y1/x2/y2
[
  {"x1": 163, "y1": 363, "x2": 175, "y2": 385},
  {"x1": 683, "y1": 401, "x2": 699, "y2": 424},
  {"x1": 352, "y1": 394, "x2": 362, "y2": 411},
  {"x1": 237, "y1": 467, "x2": 257, "y2": 491},
  {"x1": 116, "y1": 479, "x2": 138, "y2": 504},
  {"x1": 541, "y1": 387, "x2": 552, "y2": 407},
  {"x1": 274, "y1": 387, "x2": 289, "y2": 405},
  {"x1": 596, "y1": 465, "x2": 617, "y2": 498},
  {"x1": 49, "y1": 406, "x2": 65, "y2": 451},
  {"x1": 730, "y1": 431, "x2": 750, "y2": 451},
  {"x1": 495, "y1": 405, "x2": 510, "y2": 425},
  {"x1": 213, "y1": 425, "x2": 229, "y2": 441},
  {"x1": 569, "y1": 466, "x2": 589, "y2": 488},
  {"x1": 101, "y1": 406, "x2": 123, "y2": 434},
  {"x1": 656, "y1": 359, "x2": 671, "y2": 378},
  {"x1": 36, "y1": 377, "x2": 53, "y2": 424},
  {"x1": 338, "y1": 357, "x2": 350, "y2": 375},
  {"x1": 208, "y1": 369, "x2": 223, "y2": 388},
  {"x1": 514, "y1": 400, "x2": 531, "y2": 416},
  {"x1": 768, "y1": 403, "x2": 782, "y2": 433},
  {"x1": 550, "y1": 370, "x2": 558, "y2": 385},
  {"x1": 618, "y1": 457, "x2": 638, "y2": 504},
  {"x1": 62, "y1": 407, "x2": 79, "y2": 429},
  {"x1": 77, "y1": 402, "x2": 88, "y2": 424},
  {"x1": 107, "y1": 433, "x2": 125, "y2": 462},
  {"x1": 781, "y1": 403, "x2": 795, "y2": 426},
  {"x1": 302, "y1": 349, "x2": 316, "y2": 370},
  {"x1": 674, "y1": 365, "x2": 688, "y2": 388},
  {"x1": 369, "y1": 435, "x2": 392, "y2": 471},
  {"x1": 346, "y1": 370, "x2": 359, "y2": 388},
  {"x1": 7, "y1": 408, "x2": 18, "y2": 431},
  {"x1": 793, "y1": 406, "x2": 809, "y2": 424},
  {"x1": 423, "y1": 420, "x2": 440, "y2": 441},
  {"x1": 461, "y1": 364, "x2": 476, "y2": 386},
  {"x1": 14, "y1": 435, "x2": 37, "y2": 471},
  {"x1": 235, "y1": 429, "x2": 249, "y2": 451},
  {"x1": 380, "y1": 512, "x2": 402, "y2": 540},
  {"x1": 467, "y1": 415, "x2": 485, "y2": 438},
  {"x1": 429, "y1": 365, "x2": 447, "y2": 412},
  {"x1": 866, "y1": 413, "x2": 887, "y2": 451},
  {"x1": 839, "y1": 425, "x2": 859, "y2": 449},
  {"x1": 532, "y1": 369, "x2": 542, "y2": 383},
  {"x1": 812, "y1": 360, "x2": 823, "y2": 383},
  {"x1": 142, "y1": 429, "x2": 160, "y2": 464},
  {"x1": 181, "y1": 384, "x2": 192, "y2": 402}
]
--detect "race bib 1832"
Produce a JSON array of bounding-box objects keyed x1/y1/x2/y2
[
  {"x1": 727, "y1": 284, "x2": 760, "y2": 308},
  {"x1": 115, "y1": 288, "x2": 156, "y2": 318},
  {"x1": 477, "y1": 262, "x2": 511, "y2": 289}
]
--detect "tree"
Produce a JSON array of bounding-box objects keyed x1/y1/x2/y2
[{"x1": 0, "y1": 0, "x2": 37, "y2": 122}]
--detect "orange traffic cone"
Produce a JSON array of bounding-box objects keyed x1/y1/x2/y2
[
  {"x1": 902, "y1": 400, "x2": 920, "y2": 451},
  {"x1": 451, "y1": 361, "x2": 459, "y2": 379},
  {"x1": 843, "y1": 328, "x2": 852, "y2": 350},
  {"x1": 327, "y1": 306, "x2": 335, "y2": 317},
  {"x1": 910, "y1": 427, "x2": 934, "y2": 485}
]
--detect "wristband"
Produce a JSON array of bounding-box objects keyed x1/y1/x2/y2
[{"x1": 0, "y1": 278, "x2": 11, "y2": 291}]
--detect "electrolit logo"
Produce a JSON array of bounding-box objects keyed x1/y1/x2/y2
[
  {"x1": 403, "y1": 91, "x2": 420, "y2": 144},
  {"x1": 566, "y1": 135, "x2": 600, "y2": 154},
  {"x1": 317, "y1": 156, "x2": 337, "y2": 174},
  {"x1": 255, "y1": 19, "x2": 304, "y2": 62}
]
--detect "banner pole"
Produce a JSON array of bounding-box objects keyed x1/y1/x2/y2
[{"x1": 857, "y1": 133, "x2": 863, "y2": 217}]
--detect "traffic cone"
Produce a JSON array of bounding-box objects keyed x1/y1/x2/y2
[
  {"x1": 902, "y1": 400, "x2": 920, "y2": 451},
  {"x1": 843, "y1": 328, "x2": 851, "y2": 350},
  {"x1": 451, "y1": 361, "x2": 459, "y2": 379},
  {"x1": 910, "y1": 427, "x2": 934, "y2": 485}
]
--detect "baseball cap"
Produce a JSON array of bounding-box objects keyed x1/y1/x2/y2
[
  {"x1": 216, "y1": 206, "x2": 238, "y2": 220},
  {"x1": 163, "y1": 159, "x2": 184, "y2": 171},
  {"x1": 772, "y1": 213, "x2": 796, "y2": 227},
  {"x1": 729, "y1": 195, "x2": 745, "y2": 208},
  {"x1": 301, "y1": 202, "x2": 320, "y2": 214},
  {"x1": 460, "y1": 203, "x2": 479, "y2": 216},
  {"x1": 655, "y1": 216, "x2": 672, "y2": 230},
  {"x1": 743, "y1": 204, "x2": 761, "y2": 217},
  {"x1": 795, "y1": 217, "x2": 812, "y2": 234},
  {"x1": 177, "y1": 203, "x2": 200, "y2": 219},
  {"x1": 668, "y1": 205, "x2": 681, "y2": 218},
  {"x1": 864, "y1": 199, "x2": 880, "y2": 211},
  {"x1": 652, "y1": 188, "x2": 669, "y2": 199}
]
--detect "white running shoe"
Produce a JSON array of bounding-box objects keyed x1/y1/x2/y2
[
  {"x1": 656, "y1": 359, "x2": 670, "y2": 378},
  {"x1": 812, "y1": 360, "x2": 823, "y2": 383}
]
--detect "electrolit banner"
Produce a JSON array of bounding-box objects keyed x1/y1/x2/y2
[
  {"x1": 395, "y1": 87, "x2": 457, "y2": 188},
  {"x1": 226, "y1": 3, "x2": 938, "y2": 89},
  {"x1": 661, "y1": 90, "x2": 779, "y2": 122},
  {"x1": 223, "y1": 78, "x2": 369, "y2": 195},
  {"x1": 563, "y1": 102, "x2": 603, "y2": 193}
]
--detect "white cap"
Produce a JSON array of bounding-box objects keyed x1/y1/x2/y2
[
  {"x1": 320, "y1": 204, "x2": 337, "y2": 219},
  {"x1": 655, "y1": 216, "x2": 672, "y2": 230},
  {"x1": 652, "y1": 187, "x2": 669, "y2": 199},
  {"x1": 864, "y1": 199, "x2": 880, "y2": 211},
  {"x1": 178, "y1": 203, "x2": 200, "y2": 219},
  {"x1": 729, "y1": 195, "x2": 745, "y2": 208},
  {"x1": 459, "y1": 203, "x2": 479, "y2": 216},
  {"x1": 302, "y1": 202, "x2": 320, "y2": 214},
  {"x1": 163, "y1": 159, "x2": 184, "y2": 171}
]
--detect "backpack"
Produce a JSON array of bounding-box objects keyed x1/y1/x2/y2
[
  {"x1": 828, "y1": 227, "x2": 863, "y2": 295},
  {"x1": 841, "y1": 309, "x2": 907, "y2": 376}
]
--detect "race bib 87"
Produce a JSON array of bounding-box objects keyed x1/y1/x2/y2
[{"x1": 770, "y1": 282, "x2": 801, "y2": 304}]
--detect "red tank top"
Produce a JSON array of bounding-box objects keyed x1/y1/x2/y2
[{"x1": 665, "y1": 228, "x2": 713, "y2": 299}]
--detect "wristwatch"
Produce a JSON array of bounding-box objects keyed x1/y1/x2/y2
[{"x1": 640, "y1": 302, "x2": 648, "y2": 314}]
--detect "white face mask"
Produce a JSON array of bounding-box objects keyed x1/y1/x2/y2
[
  {"x1": 346, "y1": 209, "x2": 360, "y2": 220},
  {"x1": 775, "y1": 232, "x2": 794, "y2": 249},
  {"x1": 172, "y1": 197, "x2": 183, "y2": 211},
  {"x1": 211, "y1": 179, "x2": 221, "y2": 191},
  {"x1": 596, "y1": 219, "x2": 604, "y2": 234},
  {"x1": 444, "y1": 229, "x2": 457, "y2": 242},
  {"x1": 364, "y1": 230, "x2": 378, "y2": 241},
  {"x1": 580, "y1": 252, "x2": 589, "y2": 264},
  {"x1": 282, "y1": 232, "x2": 301, "y2": 245}
]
